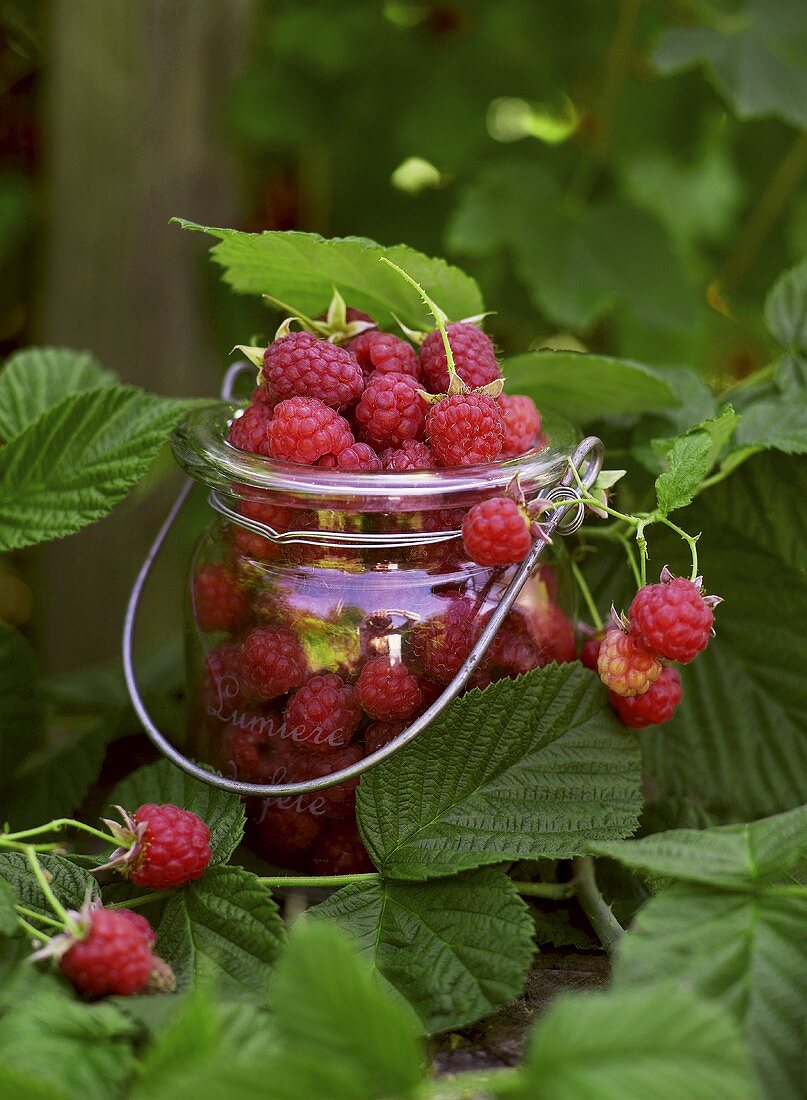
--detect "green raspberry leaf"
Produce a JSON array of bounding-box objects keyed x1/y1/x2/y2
[
  {"x1": 766, "y1": 258, "x2": 807, "y2": 358},
  {"x1": 614, "y1": 886, "x2": 805, "y2": 1099},
  {"x1": 521, "y1": 982, "x2": 758, "y2": 1100},
  {"x1": 315, "y1": 867, "x2": 535, "y2": 1034},
  {"x1": 590, "y1": 805, "x2": 807, "y2": 889},
  {"x1": 654, "y1": 406, "x2": 739, "y2": 515},
  {"x1": 0, "y1": 386, "x2": 191, "y2": 552},
  {"x1": 0, "y1": 347, "x2": 115, "y2": 442},
  {"x1": 733, "y1": 394, "x2": 807, "y2": 455},
  {"x1": 152, "y1": 866, "x2": 285, "y2": 1002},
  {"x1": 173, "y1": 220, "x2": 483, "y2": 329},
  {"x1": 652, "y1": 1, "x2": 807, "y2": 129},
  {"x1": 357, "y1": 665, "x2": 641, "y2": 880},
  {"x1": 0, "y1": 877, "x2": 17, "y2": 936},
  {"x1": 108, "y1": 758, "x2": 245, "y2": 866},
  {"x1": 0, "y1": 853, "x2": 99, "y2": 923}
]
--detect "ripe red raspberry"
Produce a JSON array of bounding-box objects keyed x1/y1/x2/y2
[
  {"x1": 201, "y1": 641, "x2": 244, "y2": 719},
  {"x1": 60, "y1": 908, "x2": 154, "y2": 996},
  {"x1": 228, "y1": 403, "x2": 274, "y2": 456},
  {"x1": 267, "y1": 396, "x2": 354, "y2": 465},
  {"x1": 579, "y1": 632, "x2": 603, "y2": 671},
  {"x1": 241, "y1": 627, "x2": 308, "y2": 699},
  {"x1": 530, "y1": 603, "x2": 577, "y2": 664},
  {"x1": 353, "y1": 372, "x2": 426, "y2": 447},
  {"x1": 317, "y1": 442, "x2": 383, "y2": 471},
  {"x1": 283, "y1": 674, "x2": 361, "y2": 754},
  {"x1": 597, "y1": 628, "x2": 662, "y2": 697},
  {"x1": 192, "y1": 563, "x2": 248, "y2": 634},
  {"x1": 412, "y1": 598, "x2": 482, "y2": 684},
  {"x1": 128, "y1": 803, "x2": 211, "y2": 889},
  {"x1": 258, "y1": 802, "x2": 321, "y2": 862},
  {"x1": 349, "y1": 331, "x2": 420, "y2": 381},
  {"x1": 221, "y1": 709, "x2": 281, "y2": 780},
  {"x1": 462, "y1": 497, "x2": 532, "y2": 566},
  {"x1": 420, "y1": 323, "x2": 501, "y2": 393},
  {"x1": 629, "y1": 571, "x2": 717, "y2": 664},
  {"x1": 365, "y1": 720, "x2": 406, "y2": 754},
  {"x1": 308, "y1": 820, "x2": 375, "y2": 875},
  {"x1": 114, "y1": 908, "x2": 156, "y2": 946},
  {"x1": 250, "y1": 384, "x2": 277, "y2": 407},
  {"x1": 427, "y1": 392, "x2": 505, "y2": 467},
  {"x1": 473, "y1": 615, "x2": 543, "y2": 688},
  {"x1": 262, "y1": 332, "x2": 364, "y2": 409},
  {"x1": 498, "y1": 394, "x2": 542, "y2": 458},
  {"x1": 380, "y1": 439, "x2": 436, "y2": 470},
  {"x1": 610, "y1": 666, "x2": 683, "y2": 728},
  {"x1": 231, "y1": 498, "x2": 293, "y2": 560},
  {"x1": 296, "y1": 743, "x2": 364, "y2": 819},
  {"x1": 355, "y1": 657, "x2": 422, "y2": 720}
]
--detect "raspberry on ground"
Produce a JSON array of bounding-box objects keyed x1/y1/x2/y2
[
  {"x1": 349, "y1": 331, "x2": 420, "y2": 381},
  {"x1": 462, "y1": 496, "x2": 532, "y2": 566},
  {"x1": 499, "y1": 394, "x2": 542, "y2": 458},
  {"x1": 411, "y1": 598, "x2": 481, "y2": 683},
  {"x1": 365, "y1": 720, "x2": 406, "y2": 754},
  {"x1": 420, "y1": 323, "x2": 501, "y2": 393},
  {"x1": 201, "y1": 641, "x2": 244, "y2": 719},
  {"x1": 318, "y1": 442, "x2": 383, "y2": 471},
  {"x1": 128, "y1": 803, "x2": 212, "y2": 889},
  {"x1": 579, "y1": 632, "x2": 603, "y2": 671},
  {"x1": 597, "y1": 628, "x2": 663, "y2": 697},
  {"x1": 354, "y1": 372, "x2": 426, "y2": 447},
  {"x1": 283, "y1": 673, "x2": 361, "y2": 753},
  {"x1": 228, "y1": 403, "x2": 274, "y2": 456},
  {"x1": 427, "y1": 392, "x2": 505, "y2": 467},
  {"x1": 221, "y1": 709, "x2": 281, "y2": 780},
  {"x1": 262, "y1": 331, "x2": 364, "y2": 409},
  {"x1": 307, "y1": 820, "x2": 375, "y2": 875},
  {"x1": 629, "y1": 572, "x2": 716, "y2": 664},
  {"x1": 257, "y1": 802, "x2": 321, "y2": 863},
  {"x1": 267, "y1": 396, "x2": 354, "y2": 465},
  {"x1": 192, "y1": 563, "x2": 248, "y2": 634},
  {"x1": 241, "y1": 627, "x2": 308, "y2": 699},
  {"x1": 296, "y1": 743, "x2": 364, "y2": 819},
  {"x1": 60, "y1": 908, "x2": 154, "y2": 997},
  {"x1": 380, "y1": 440, "x2": 436, "y2": 470},
  {"x1": 355, "y1": 656, "x2": 422, "y2": 720},
  {"x1": 231, "y1": 498, "x2": 293, "y2": 561},
  {"x1": 610, "y1": 666, "x2": 683, "y2": 728}
]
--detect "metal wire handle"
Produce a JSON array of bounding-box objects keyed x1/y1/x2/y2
[{"x1": 122, "y1": 371, "x2": 603, "y2": 796}]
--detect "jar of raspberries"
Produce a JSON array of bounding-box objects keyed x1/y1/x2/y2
[{"x1": 160, "y1": 300, "x2": 591, "y2": 876}]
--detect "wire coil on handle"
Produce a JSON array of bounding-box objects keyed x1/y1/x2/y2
[{"x1": 122, "y1": 372, "x2": 603, "y2": 797}]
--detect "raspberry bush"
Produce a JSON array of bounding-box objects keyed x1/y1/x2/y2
[{"x1": 0, "y1": 231, "x2": 804, "y2": 1100}]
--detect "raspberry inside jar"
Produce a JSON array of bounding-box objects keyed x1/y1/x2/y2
[{"x1": 171, "y1": 401, "x2": 576, "y2": 876}]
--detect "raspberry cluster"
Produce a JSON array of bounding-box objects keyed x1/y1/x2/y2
[{"x1": 585, "y1": 568, "x2": 719, "y2": 729}]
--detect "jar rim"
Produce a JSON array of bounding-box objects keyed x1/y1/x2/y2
[{"x1": 170, "y1": 402, "x2": 569, "y2": 510}]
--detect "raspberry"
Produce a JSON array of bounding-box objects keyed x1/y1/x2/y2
[
  {"x1": 201, "y1": 641, "x2": 244, "y2": 719},
  {"x1": 308, "y1": 820, "x2": 375, "y2": 875},
  {"x1": 579, "y1": 633, "x2": 603, "y2": 671},
  {"x1": 349, "y1": 331, "x2": 420, "y2": 381},
  {"x1": 262, "y1": 332, "x2": 364, "y2": 409},
  {"x1": 529, "y1": 603, "x2": 577, "y2": 665},
  {"x1": 380, "y1": 440, "x2": 436, "y2": 470},
  {"x1": 462, "y1": 497, "x2": 532, "y2": 566},
  {"x1": 353, "y1": 372, "x2": 426, "y2": 447},
  {"x1": 317, "y1": 442, "x2": 383, "y2": 471},
  {"x1": 241, "y1": 627, "x2": 308, "y2": 699},
  {"x1": 597, "y1": 628, "x2": 662, "y2": 698},
  {"x1": 221, "y1": 709, "x2": 281, "y2": 780},
  {"x1": 283, "y1": 674, "x2": 361, "y2": 753},
  {"x1": 412, "y1": 598, "x2": 481, "y2": 684},
  {"x1": 365, "y1": 720, "x2": 406, "y2": 754},
  {"x1": 228, "y1": 403, "x2": 274, "y2": 456},
  {"x1": 420, "y1": 323, "x2": 501, "y2": 393},
  {"x1": 296, "y1": 743, "x2": 364, "y2": 819},
  {"x1": 114, "y1": 908, "x2": 156, "y2": 946},
  {"x1": 629, "y1": 572, "x2": 716, "y2": 664},
  {"x1": 355, "y1": 656, "x2": 422, "y2": 720},
  {"x1": 258, "y1": 802, "x2": 321, "y2": 862},
  {"x1": 128, "y1": 803, "x2": 212, "y2": 889},
  {"x1": 192, "y1": 563, "x2": 248, "y2": 634},
  {"x1": 145, "y1": 956, "x2": 177, "y2": 994},
  {"x1": 610, "y1": 666, "x2": 683, "y2": 728},
  {"x1": 250, "y1": 384, "x2": 277, "y2": 406},
  {"x1": 427, "y1": 392, "x2": 505, "y2": 467},
  {"x1": 60, "y1": 908, "x2": 154, "y2": 997},
  {"x1": 231, "y1": 498, "x2": 292, "y2": 560},
  {"x1": 267, "y1": 397, "x2": 354, "y2": 465},
  {"x1": 474, "y1": 616, "x2": 543, "y2": 688},
  {"x1": 499, "y1": 394, "x2": 542, "y2": 458}
]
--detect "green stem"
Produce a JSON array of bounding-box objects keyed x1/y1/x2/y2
[
  {"x1": 619, "y1": 532, "x2": 643, "y2": 588},
  {"x1": 107, "y1": 890, "x2": 173, "y2": 911},
  {"x1": 512, "y1": 880, "x2": 576, "y2": 899},
  {"x1": 571, "y1": 558, "x2": 603, "y2": 631},
  {"x1": 765, "y1": 884, "x2": 807, "y2": 899},
  {"x1": 16, "y1": 915, "x2": 52, "y2": 944},
  {"x1": 657, "y1": 516, "x2": 699, "y2": 580},
  {"x1": 2, "y1": 818, "x2": 123, "y2": 848},
  {"x1": 24, "y1": 847, "x2": 74, "y2": 931},
  {"x1": 14, "y1": 904, "x2": 63, "y2": 930},
  {"x1": 418, "y1": 1067, "x2": 522, "y2": 1099},
  {"x1": 635, "y1": 519, "x2": 649, "y2": 586},
  {"x1": 257, "y1": 873, "x2": 380, "y2": 890},
  {"x1": 572, "y1": 856, "x2": 624, "y2": 954},
  {"x1": 379, "y1": 257, "x2": 457, "y2": 380},
  {"x1": 0, "y1": 840, "x2": 62, "y2": 853}
]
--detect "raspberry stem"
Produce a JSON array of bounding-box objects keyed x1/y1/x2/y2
[
  {"x1": 379, "y1": 257, "x2": 458, "y2": 383},
  {"x1": 657, "y1": 515, "x2": 700, "y2": 580},
  {"x1": 572, "y1": 856, "x2": 624, "y2": 954},
  {"x1": 23, "y1": 846, "x2": 78, "y2": 934},
  {"x1": 571, "y1": 557, "x2": 603, "y2": 631},
  {"x1": 511, "y1": 880, "x2": 576, "y2": 899},
  {"x1": 14, "y1": 904, "x2": 63, "y2": 930},
  {"x1": 1, "y1": 818, "x2": 125, "y2": 849},
  {"x1": 107, "y1": 890, "x2": 173, "y2": 911},
  {"x1": 15, "y1": 915, "x2": 52, "y2": 944},
  {"x1": 257, "y1": 873, "x2": 379, "y2": 889}
]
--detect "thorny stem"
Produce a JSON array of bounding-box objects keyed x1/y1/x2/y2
[
  {"x1": 572, "y1": 856, "x2": 625, "y2": 954},
  {"x1": 14, "y1": 904, "x2": 63, "y2": 930},
  {"x1": 257, "y1": 873, "x2": 380, "y2": 890},
  {"x1": 1, "y1": 818, "x2": 123, "y2": 848},
  {"x1": 571, "y1": 558, "x2": 603, "y2": 631},
  {"x1": 512, "y1": 880, "x2": 576, "y2": 899}
]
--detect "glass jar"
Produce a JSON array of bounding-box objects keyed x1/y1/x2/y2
[{"x1": 169, "y1": 402, "x2": 580, "y2": 876}]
